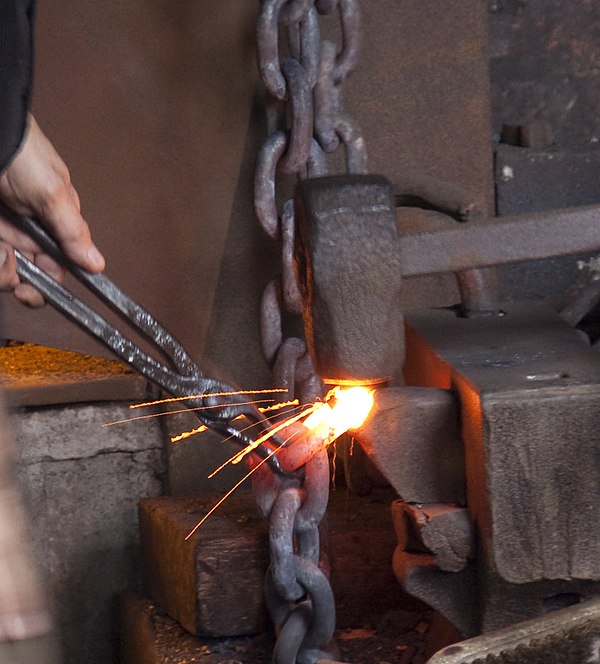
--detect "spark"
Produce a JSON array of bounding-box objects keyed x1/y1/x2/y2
[
  {"x1": 229, "y1": 404, "x2": 317, "y2": 465},
  {"x1": 260, "y1": 399, "x2": 299, "y2": 413},
  {"x1": 130, "y1": 388, "x2": 289, "y2": 410},
  {"x1": 104, "y1": 399, "x2": 278, "y2": 428},
  {"x1": 207, "y1": 403, "x2": 315, "y2": 478},
  {"x1": 171, "y1": 425, "x2": 207, "y2": 442},
  {"x1": 184, "y1": 386, "x2": 374, "y2": 538},
  {"x1": 170, "y1": 400, "x2": 301, "y2": 445},
  {"x1": 331, "y1": 440, "x2": 338, "y2": 488},
  {"x1": 302, "y1": 386, "x2": 374, "y2": 442},
  {"x1": 184, "y1": 428, "x2": 301, "y2": 540}
]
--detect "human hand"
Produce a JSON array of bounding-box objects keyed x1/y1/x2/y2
[{"x1": 0, "y1": 115, "x2": 105, "y2": 307}]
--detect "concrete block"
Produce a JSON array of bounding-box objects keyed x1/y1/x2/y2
[{"x1": 12, "y1": 401, "x2": 164, "y2": 664}]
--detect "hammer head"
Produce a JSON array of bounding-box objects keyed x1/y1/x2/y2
[{"x1": 294, "y1": 175, "x2": 404, "y2": 384}]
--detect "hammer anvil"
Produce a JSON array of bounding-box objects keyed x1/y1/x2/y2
[{"x1": 294, "y1": 174, "x2": 403, "y2": 384}]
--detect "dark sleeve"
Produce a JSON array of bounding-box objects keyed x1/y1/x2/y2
[{"x1": 0, "y1": 0, "x2": 36, "y2": 173}]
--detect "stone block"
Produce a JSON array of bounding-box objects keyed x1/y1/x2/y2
[{"x1": 12, "y1": 401, "x2": 164, "y2": 664}]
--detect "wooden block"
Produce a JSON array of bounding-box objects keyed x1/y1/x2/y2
[{"x1": 138, "y1": 493, "x2": 269, "y2": 638}]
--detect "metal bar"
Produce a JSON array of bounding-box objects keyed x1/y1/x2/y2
[
  {"x1": 399, "y1": 205, "x2": 600, "y2": 277},
  {"x1": 428, "y1": 596, "x2": 600, "y2": 663}
]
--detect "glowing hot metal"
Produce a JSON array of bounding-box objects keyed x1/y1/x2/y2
[{"x1": 303, "y1": 385, "x2": 375, "y2": 441}]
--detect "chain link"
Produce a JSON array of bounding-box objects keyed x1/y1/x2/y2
[{"x1": 254, "y1": 1, "x2": 366, "y2": 661}]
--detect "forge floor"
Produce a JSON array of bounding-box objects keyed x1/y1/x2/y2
[
  {"x1": 123, "y1": 592, "x2": 438, "y2": 664},
  {"x1": 123, "y1": 488, "x2": 456, "y2": 663}
]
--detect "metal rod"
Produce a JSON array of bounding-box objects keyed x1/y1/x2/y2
[{"x1": 398, "y1": 205, "x2": 600, "y2": 277}]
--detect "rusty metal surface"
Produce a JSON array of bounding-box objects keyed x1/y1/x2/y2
[
  {"x1": 341, "y1": 0, "x2": 494, "y2": 215},
  {"x1": 428, "y1": 597, "x2": 600, "y2": 664},
  {"x1": 315, "y1": 0, "x2": 496, "y2": 312},
  {"x1": 405, "y1": 303, "x2": 600, "y2": 586},
  {"x1": 397, "y1": 204, "x2": 600, "y2": 277},
  {"x1": 496, "y1": 145, "x2": 600, "y2": 215},
  {"x1": 0, "y1": 0, "x2": 497, "y2": 356},
  {"x1": 495, "y1": 144, "x2": 600, "y2": 303},
  {"x1": 0, "y1": 1, "x2": 259, "y2": 362},
  {"x1": 489, "y1": 0, "x2": 600, "y2": 147},
  {"x1": 295, "y1": 175, "x2": 403, "y2": 383},
  {"x1": 0, "y1": 1, "x2": 495, "y2": 375},
  {"x1": 0, "y1": 343, "x2": 146, "y2": 407},
  {"x1": 335, "y1": 0, "x2": 495, "y2": 311},
  {"x1": 356, "y1": 387, "x2": 464, "y2": 504}
]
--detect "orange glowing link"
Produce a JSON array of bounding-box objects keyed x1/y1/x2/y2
[
  {"x1": 179, "y1": 387, "x2": 374, "y2": 478},
  {"x1": 184, "y1": 386, "x2": 374, "y2": 537},
  {"x1": 303, "y1": 385, "x2": 374, "y2": 444}
]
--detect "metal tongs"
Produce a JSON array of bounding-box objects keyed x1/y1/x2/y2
[{"x1": 1, "y1": 203, "x2": 287, "y2": 475}]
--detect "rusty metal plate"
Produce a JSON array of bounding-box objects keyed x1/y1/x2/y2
[
  {"x1": 0, "y1": 343, "x2": 147, "y2": 407},
  {"x1": 429, "y1": 597, "x2": 600, "y2": 663},
  {"x1": 333, "y1": 0, "x2": 495, "y2": 310},
  {"x1": 339, "y1": 0, "x2": 495, "y2": 215}
]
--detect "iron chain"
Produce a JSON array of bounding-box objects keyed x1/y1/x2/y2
[{"x1": 254, "y1": 0, "x2": 367, "y2": 661}]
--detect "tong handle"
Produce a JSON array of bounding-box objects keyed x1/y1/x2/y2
[
  {"x1": 14, "y1": 249, "x2": 208, "y2": 394},
  {"x1": 6, "y1": 226, "x2": 205, "y2": 399}
]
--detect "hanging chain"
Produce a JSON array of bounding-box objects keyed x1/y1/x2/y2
[{"x1": 253, "y1": 1, "x2": 367, "y2": 662}]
